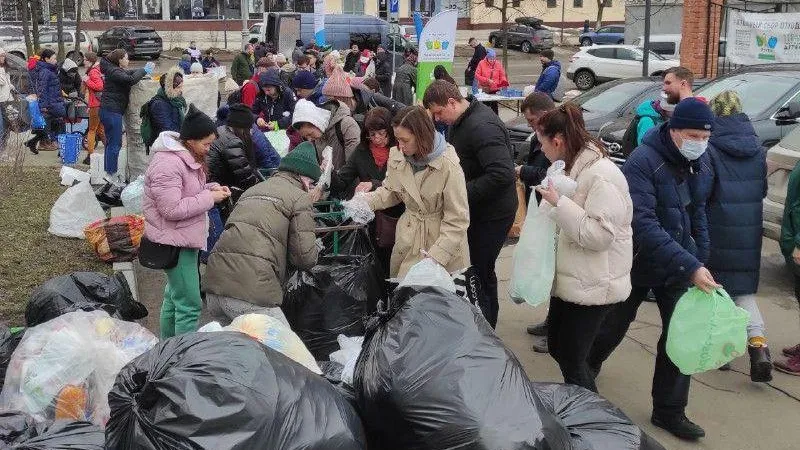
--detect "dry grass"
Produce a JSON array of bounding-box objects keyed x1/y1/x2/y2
[{"x1": 0, "y1": 164, "x2": 110, "y2": 327}]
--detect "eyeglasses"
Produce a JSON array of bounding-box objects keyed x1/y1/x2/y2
[{"x1": 368, "y1": 130, "x2": 388, "y2": 139}]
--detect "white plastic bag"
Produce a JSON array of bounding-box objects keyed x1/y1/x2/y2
[
  {"x1": 398, "y1": 258, "x2": 457, "y2": 293},
  {"x1": 329, "y1": 335, "x2": 364, "y2": 386},
  {"x1": 509, "y1": 199, "x2": 557, "y2": 307},
  {"x1": 0, "y1": 311, "x2": 157, "y2": 426},
  {"x1": 265, "y1": 130, "x2": 290, "y2": 157},
  {"x1": 120, "y1": 175, "x2": 145, "y2": 214},
  {"x1": 48, "y1": 181, "x2": 106, "y2": 239},
  {"x1": 200, "y1": 313, "x2": 322, "y2": 374},
  {"x1": 89, "y1": 153, "x2": 105, "y2": 185},
  {"x1": 317, "y1": 146, "x2": 334, "y2": 188},
  {"x1": 342, "y1": 193, "x2": 375, "y2": 224},
  {"x1": 59, "y1": 166, "x2": 90, "y2": 186},
  {"x1": 540, "y1": 160, "x2": 577, "y2": 197}
]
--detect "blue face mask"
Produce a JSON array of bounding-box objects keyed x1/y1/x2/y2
[{"x1": 679, "y1": 138, "x2": 708, "y2": 161}]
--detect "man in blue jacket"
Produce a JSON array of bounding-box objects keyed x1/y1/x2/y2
[
  {"x1": 534, "y1": 49, "x2": 561, "y2": 100},
  {"x1": 590, "y1": 98, "x2": 719, "y2": 441},
  {"x1": 253, "y1": 69, "x2": 297, "y2": 131}
]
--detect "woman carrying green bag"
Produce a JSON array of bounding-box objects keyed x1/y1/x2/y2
[{"x1": 533, "y1": 103, "x2": 633, "y2": 393}]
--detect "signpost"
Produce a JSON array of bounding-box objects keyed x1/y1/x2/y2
[{"x1": 416, "y1": 9, "x2": 458, "y2": 102}]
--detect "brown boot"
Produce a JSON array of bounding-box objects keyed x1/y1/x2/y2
[{"x1": 38, "y1": 140, "x2": 59, "y2": 151}]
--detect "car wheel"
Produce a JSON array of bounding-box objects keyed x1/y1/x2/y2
[
  {"x1": 152, "y1": 53, "x2": 161, "y2": 60},
  {"x1": 574, "y1": 69, "x2": 595, "y2": 90},
  {"x1": 10, "y1": 51, "x2": 25, "y2": 60},
  {"x1": 521, "y1": 41, "x2": 533, "y2": 53},
  {"x1": 67, "y1": 51, "x2": 83, "y2": 66},
  {"x1": 580, "y1": 37, "x2": 592, "y2": 46}
]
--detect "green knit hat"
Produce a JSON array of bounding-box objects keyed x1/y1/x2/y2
[
  {"x1": 709, "y1": 90, "x2": 743, "y2": 117},
  {"x1": 279, "y1": 142, "x2": 321, "y2": 181}
]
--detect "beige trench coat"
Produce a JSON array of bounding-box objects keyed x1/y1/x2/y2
[{"x1": 365, "y1": 145, "x2": 471, "y2": 277}]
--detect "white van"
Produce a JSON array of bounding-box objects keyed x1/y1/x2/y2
[{"x1": 632, "y1": 34, "x2": 735, "y2": 71}]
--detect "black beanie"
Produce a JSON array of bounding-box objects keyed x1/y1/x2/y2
[
  {"x1": 226, "y1": 103, "x2": 255, "y2": 129},
  {"x1": 179, "y1": 104, "x2": 217, "y2": 141}
]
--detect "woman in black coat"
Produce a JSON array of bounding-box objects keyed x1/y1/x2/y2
[
  {"x1": 330, "y1": 106, "x2": 404, "y2": 278},
  {"x1": 208, "y1": 103, "x2": 261, "y2": 217}
]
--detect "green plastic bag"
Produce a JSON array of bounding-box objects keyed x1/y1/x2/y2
[{"x1": 666, "y1": 287, "x2": 750, "y2": 375}]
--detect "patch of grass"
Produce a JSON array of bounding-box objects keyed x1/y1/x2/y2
[{"x1": 0, "y1": 166, "x2": 111, "y2": 327}]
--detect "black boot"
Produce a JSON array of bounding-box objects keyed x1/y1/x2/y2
[
  {"x1": 651, "y1": 413, "x2": 705, "y2": 440},
  {"x1": 749, "y1": 345, "x2": 773, "y2": 383},
  {"x1": 25, "y1": 139, "x2": 39, "y2": 155},
  {"x1": 526, "y1": 319, "x2": 548, "y2": 336}
]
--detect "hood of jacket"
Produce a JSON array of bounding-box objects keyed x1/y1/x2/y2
[
  {"x1": 61, "y1": 57, "x2": 78, "y2": 72},
  {"x1": 322, "y1": 99, "x2": 352, "y2": 129},
  {"x1": 636, "y1": 99, "x2": 662, "y2": 119},
  {"x1": 642, "y1": 122, "x2": 689, "y2": 168},
  {"x1": 544, "y1": 60, "x2": 561, "y2": 71},
  {"x1": 709, "y1": 113, "x2": 761, "y2": 158},
  {"x1": 33, "y1": 60, "x2": 57, "y2": 76},
  {"x1": 258, "y1": 68, "x2": 283, "y2": 89},
  {"x1": 163, "y1": 66, "x2": 184, "y2": 99},
  {"x1": 150, "y1": 131, "x2": 206, "y2": 170}
]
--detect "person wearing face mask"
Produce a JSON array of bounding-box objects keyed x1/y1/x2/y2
[
  {"x1": 533, "y1": 103, "x2": 633, "y2": 393},
  {"x1": 143, "y1": 105, "x2": 231, "y2": 338},
  {"x1": 533, "y1": 49, "x2": 560, "y2": 100},
  {"x1": 360, "y1": 106, "x2": 470, "y2": 278},
  {"x1": 593, "y1": 97, "x2": 717, "y2": 441},
  {"x1": 202, "y1": 141, "x2": 321, "y2": 326}
]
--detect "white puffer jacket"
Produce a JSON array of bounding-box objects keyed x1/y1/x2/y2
[
  {"x1": 551, "y1": 144, "x2": 633, "y2": 305},
  {"x1": 0, "y1": 67, "x2": 13, "y2": 103}
]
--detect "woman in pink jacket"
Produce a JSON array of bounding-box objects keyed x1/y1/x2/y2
[{"x1": 143, "y1": 105, "x2": 231, "y2": 338}]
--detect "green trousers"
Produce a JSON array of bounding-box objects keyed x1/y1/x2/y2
[{"x1": 160, "y1": 248, "x2": 201, "y2": 339}]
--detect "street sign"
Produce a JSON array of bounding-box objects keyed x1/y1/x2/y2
[{"x1": 390, "y1": 0, "x2": 399, "y2": 14}]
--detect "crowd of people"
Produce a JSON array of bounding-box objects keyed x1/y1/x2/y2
[{"x1": 2, "y1": 35, "x2": 800, "y2": 445}]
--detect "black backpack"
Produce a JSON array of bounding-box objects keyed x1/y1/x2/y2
[
  {"x1": 620, "y1": 114, "x2": 653, "y2": 156},
  {"x1": 140, "y1": 99, "x2": 157, "y2": 153}
]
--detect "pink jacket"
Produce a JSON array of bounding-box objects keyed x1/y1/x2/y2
[{"x1": 143, "y1": 131, "x2": 218, "y2": 249}]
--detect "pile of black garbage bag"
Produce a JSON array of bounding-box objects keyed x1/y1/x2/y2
[
  {"x1": 0, "y1": 411, "x2": 105, "y2": 450},
  {"x1": 26, "y1": 272, "x2": 147, "y2": 327},
  {"x1": 105, "y1": 331, "x2": 366, "y2": 450},
  {"x1": 352, "y1": 285, "x2": 666, "y2": 450},
  {"x1": 282, "y1": 225, "x2": 384, "y2": 360}
]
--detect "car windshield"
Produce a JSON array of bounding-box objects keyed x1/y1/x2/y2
[
  {"x1": 572, "y1": 80, "x2": 654, "y2": 114},
  {"x1": 696, "y1": 73, "x2": 799, "y2": 117}
]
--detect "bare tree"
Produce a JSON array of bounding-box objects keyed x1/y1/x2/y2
[
  {"x1": 473, "y1": 0, "x2": 527, "y2": 69},
  {"x1": 30, "y1": 0, "x2": 41, "y2": 52},
  {"x1": 56, "y1": 0, "x2": 66, "y2": 61},
  {"x1": 74, "y1": 0, "x2": 84, "y2": 61},
  {"x1": 596, "y1": 0, "x2": 607, "y2": 28},
  {"x1": 20, "y1": 0, "x2": 33, "y2": 56}
]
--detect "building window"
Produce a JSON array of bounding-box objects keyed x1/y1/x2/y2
[
  {"x1": 343, "y1": 0, "x2": 366, "y2": 14},
  {"x1": 485, "y1": 0, "x2": 494, "y2": 6},
  {"x1": 512, "y1": 0, "x2": 520, "y2": 6},
  {"x1": 603, "y1": 0, "x2": 612, "y2": 6},
  {"x1": 573, "y1": 0, "x2": 582, "y2": 6},
  {"x1": 547, "y1": 0, "x2": 557, "y2": 7}
]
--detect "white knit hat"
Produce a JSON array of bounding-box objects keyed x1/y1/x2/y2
[
  {"x1": 292, "y1": 99, "x2": 332, "y2": 132},
  {"x1": 190, "y1": 62, "x2": 204, "y2": 74}
]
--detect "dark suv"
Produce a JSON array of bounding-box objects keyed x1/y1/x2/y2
[
  {"x1": 96, "y1": 26, "x2": 162, "y2": 59},
  {"x1": 489, "y1": 17, "x2": 554, "y2": 53}
]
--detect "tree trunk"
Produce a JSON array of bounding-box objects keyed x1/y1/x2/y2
[
  {"x1": 56, "y1": 0, "x2": 66, "y2": 61},
  {"x1": 596, "y1": 0, "x2": 604, "y2": 29},
  {"x1": 75, "y1": 0, "x2": 84, "y2": 59},
  {"x1": 20, "y1": 0, "x2": 33, "y2": 56},
  {"x1": 30, "y1": 0, "x2": 41, "y2": 52},
  {"x1": 501, "y1": 0, "x2": 509, "y2": 69}
]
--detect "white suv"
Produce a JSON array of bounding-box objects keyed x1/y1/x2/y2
[
  {"x1": 5, "y1": 30, "x2": 93, "y2": 66},
  {"x1": 567, "y1": 44, "x2": 680, "y2": 90}
]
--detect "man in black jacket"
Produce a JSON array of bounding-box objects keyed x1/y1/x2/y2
[
  {"x1": 424, "y1": 80, "x2": 517, "y2": 328},
  {"x1": 374, "y1": 46, "x2": 393, "y2": 97},
  {"x1": 465, "y1": 37, "x2": 487, "y2": 87},
  {"x1": 515, "y1": 92, "x2": 555, "y2": 351}
]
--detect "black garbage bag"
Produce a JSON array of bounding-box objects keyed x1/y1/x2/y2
[
  {"x1": 106, "y1": 332, "x2": 366, "y2": 450},
  {"x1": 0, "y1": 326, "x2": 23, "y2": 391},
  {"x1": 26, "y1": 272, "x2": 147, "y2": 327},
  {"x1": 0, "y1": 417, "x2": 105, "y2": 450},
  {"x1": 94, "y1": 182, "x2": 125, "y2": 209},
  {"x1": 353, "y1": 286, "x2": 573, "y2": 450},
  {"x1": 282, "y1": 227, "x2": 384, "y2": 361},
  {"x1": 532, "y1": 383, "x2": 666, "y2": 450},
  {"x1": 0, "y1": 411, "x2": 36, "y2": 447}
]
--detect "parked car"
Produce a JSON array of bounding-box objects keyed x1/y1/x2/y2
[
  {"x1": 566, "y1": 45, "x2": 679, "y2": 90},
  {"x1": 4, "y1": 52, "x2": 31, "y2": 94},
  {"x1": 488, "y1": 17, "x2": 554, "y2": 53},
  {"x1": 631, "y1": 34, "x2": 739, "y2": 73},
  {"x1": 4, "y1": 29, "x2": 92, "y2": 65},
  {"x1": 96, "y1": 26, "x2": 162, "y2": 59},
  {"x1": 579, "y1": 25, "x2": 625, "y2": 46}
]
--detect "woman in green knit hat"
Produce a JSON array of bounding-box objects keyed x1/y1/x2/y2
[{"x1": 203, "y1": 142, "x2": 322, "y2": 325}]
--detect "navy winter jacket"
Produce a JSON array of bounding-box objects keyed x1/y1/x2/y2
[
  {"x1": 251, "y1": 123, "x2": 281, "y2": 169},
  {"x1": 31, "y1": 61, "x2": 65, "y2": 117},
  {"x1": 149, "y1": 94, "x2": 184, "y2": 136},
  {"x1": 253, "y1": 86, "x2": 296, "y2": 129},
  {"x1": 622, "y1": 123, "x2": 714, "y2": 288},
  {"x1": 706, "y1": 114, "x2": 767, "y2": 296},
  {"x1": 534, "y1": 60, "x2": 561, "y2": 99}
]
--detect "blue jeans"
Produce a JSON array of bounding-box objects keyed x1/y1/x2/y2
[{"x1": 100, "y1": 108, "x2": 123, "y2": 175}]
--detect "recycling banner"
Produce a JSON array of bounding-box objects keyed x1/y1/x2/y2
[
  {"x1": 726, "y1": 11, "x2": 800, "y2": 64},
  {"x1": 416, "y1": 9, "x2": 458, "y2": 102},
  {"x1": 314, "y1": 0, "x2": 325, "y2": 46}
]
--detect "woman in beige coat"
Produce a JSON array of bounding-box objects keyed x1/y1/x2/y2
[
  {"x1": 362, "y1": 106, "x2": 470, "y2": 278},
  {"x1": 534, "y1": 103, "x2": 633, "y2": 393}
]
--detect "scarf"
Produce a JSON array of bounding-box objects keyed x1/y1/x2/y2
[
  {"x1": 157, "y1": 87, "x2": 188, "y2": 122},
  {"x1": 370, "y1": 143, "x2": 390, "y2": 170},
  {"x1": 406, "y1": 132, "x2": 447, "y2": 173}
]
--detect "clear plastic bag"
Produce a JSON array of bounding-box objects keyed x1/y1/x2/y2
[
  {"x1": 120, "y1": 175, "x2": 145, "y2": 214},
  {"x1": 200, "y1": 313, "x2": 322, "y2": 374},
  {"x1": 398, "y1": 258, "x2": 457, "y2": 293},
  {"x1": 317, "y1": 146, "x2": 334, "y2": 188},
  {"x1": 666, "y1": 288, "x2": 750, "y2": 375},
  {"x1": 329, "y1": 335, "x2": 364, "y2": 386},
  {"x1": 509, "y1": 199, "x2": 556, "y2": 307},
  {"x1": 59, "y1": 166, "x2": 90, "y2": 186},
  {"x1": 48, "y1": 181, "x2": 106, "y2": 239},
  {"x1": 540, "y1": 160, "x2": 578, "y2": 197},
  {"x1": 342, "y1": 193, "x2": 375, "y2": 224},
  {"x1": 0, "y1": 310, "x2": 158, "y2": 426}
]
